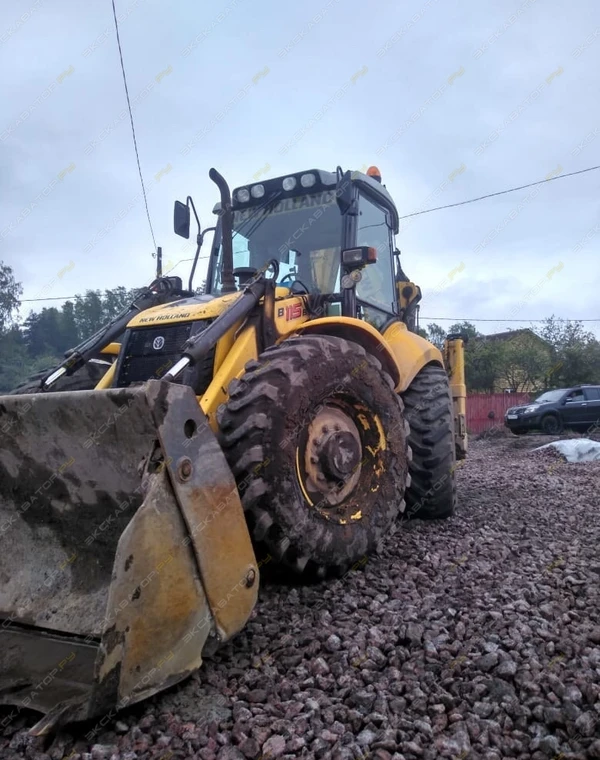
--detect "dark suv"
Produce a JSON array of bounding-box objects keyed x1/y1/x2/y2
[{"x1": 504, "y1": 385, "x2": 600, "y2": 435}]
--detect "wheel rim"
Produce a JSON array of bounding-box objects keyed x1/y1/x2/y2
[
  {"x1": 544, "y1": 417, "x2": 559, "y2": 434},
  {"x1": 295, "y1": 397, "x2": 387, "y2": 523}
]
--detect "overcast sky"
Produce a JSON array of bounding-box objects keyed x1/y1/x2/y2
[{"x1": 1, "y1": 0, "x2": 599, "y2": 335}]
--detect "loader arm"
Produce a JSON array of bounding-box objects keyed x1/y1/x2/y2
[{"x1": 41, "y1": 278, "x2": 188, "y2": 391}]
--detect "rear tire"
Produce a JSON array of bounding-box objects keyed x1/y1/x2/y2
[
  {"x1": 402, "y1": 363, "x2": 457, "y2": 520},
  {"x1": 217, "y1": 335, "x2": 410, "y2": 576}
]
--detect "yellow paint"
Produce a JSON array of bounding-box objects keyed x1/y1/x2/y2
[
  {"x1": 295, "y1": 447, "x2": 314, "y2": 507},
  {"x1": 350, "y1": 510, "x2": 362, "y2": 520},
  {"x1": 213, "y1": 319, "x2": 244, "y2": 375},
  {"x1": 94, "y1": 362, "x2": 116, "y2": 389},
  {"x1": 382, "y1": 321, "x2": 444, "y2": 392},
  {"x1": 357, "y1": 413, "x2": 370, "y2": 430},
  {"x1": 443, "y1": 336, "x2": 468, "y2": 459},
  {"x1": 100, "y1": 342, "x2": 121, "y2": 356},
  {"x1": 294, "y1": 316, "x2": 402, "y2": 388},
  {"x1": 372, "y1": 413, "x2": 387, "y2": 453},
  {"x1": 200, "y1": 324, "x2": 259, "y2": 430},
  {"x1": 126, "y1": 287, "x2": 292, "y2": 328}
]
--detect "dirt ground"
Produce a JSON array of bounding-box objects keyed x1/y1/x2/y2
[{"x1": 2, "y1": 432, "x2": 600, "y2": 760}]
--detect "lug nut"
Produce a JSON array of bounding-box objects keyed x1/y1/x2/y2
[
  {"x1": 322, "y1": 425, "x2": 329, "y2": 434},
  {"x1": 310, "y1": 456, "x2": 318, "y2": 464}
]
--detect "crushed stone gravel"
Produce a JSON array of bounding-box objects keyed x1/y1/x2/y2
[{"x1": 2, "y1": 433, "x2": 600, "y2": 759}]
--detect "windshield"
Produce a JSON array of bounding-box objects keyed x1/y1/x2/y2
[
  {"x1": 534, "y1": 390, "x2": 564, "y2": 404},
  {"x1": 210, "y1": 190, "x2": 343, "y2": 295}
]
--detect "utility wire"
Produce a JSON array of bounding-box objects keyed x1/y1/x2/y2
[
  {"x1": 19, "y1": 163, "x2": 600, "y2": 305},
  {"x1": 111, "y1": 0, "x2": 157, "y2": 252},
  {"x1": 18, "y1": 295, "x2": 600, "y2": 324},
  {"x1": 398, "y1": 164, "x2": 600, "y2": 220},
  {"x1": 420, "y1": 316, "x2": 600, "y2": 322}
]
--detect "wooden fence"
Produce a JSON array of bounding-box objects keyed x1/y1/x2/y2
[{"x1": 466, "y1": 392, "x2": 532, "y2": 434}]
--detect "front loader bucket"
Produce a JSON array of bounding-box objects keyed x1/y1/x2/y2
[{"x1": 0, "y1": 380, "x2": 258, "y2": 734}]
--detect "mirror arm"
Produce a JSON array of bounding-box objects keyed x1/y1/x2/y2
[
  {"x1": 188, "y1": 226, "x2": 216, "y2": 293},
  {"x1": 187, "y1": 196, "x2": 201, "y2": 231}
]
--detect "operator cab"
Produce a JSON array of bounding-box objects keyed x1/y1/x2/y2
[{"x1": 206, "y1": 167, "x2": 406, "y2": 331}]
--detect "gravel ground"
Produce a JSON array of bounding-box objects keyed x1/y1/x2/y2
[{"x1": 3, "y1": 433, "x2": 600, "y2": 760}]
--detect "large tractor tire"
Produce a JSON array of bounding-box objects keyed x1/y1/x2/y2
[
  {"x1": 402, "y1": 363, "x2": 457, "y2": 520},
  {"x1": 217, "y1": 335, "x2": 410, "y2": 577},
  {"x1": 7, "y1": 360, "x2": 110, "y2": 395}
]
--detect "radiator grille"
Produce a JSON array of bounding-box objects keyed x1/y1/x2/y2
[{"x1": 116, "y1": 323, "x2": 195, "y2": 387}]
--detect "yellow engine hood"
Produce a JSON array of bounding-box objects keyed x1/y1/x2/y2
[
  {"x1": 127, "y1": 287, "x2": 292, "y2": 328},
  {"x1": 127, "y1": 293, "x2": 242, "y2": 327}
]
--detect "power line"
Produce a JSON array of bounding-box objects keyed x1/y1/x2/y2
[
  {"x1": 421, "y1": 316, "x2": 600, "y2": 322},
  {"x1": 19, "y1": 295, "x2": 600, "y2": 325},
  {"x1": 398, "y1": 164, "x2": 600, "y2": 220},
  {"x1": 111, "y1": 0, "x2": 157, "y2": 252},
  {"x1": 21, "y1": 296, "x2": 78, "y2": 302}
]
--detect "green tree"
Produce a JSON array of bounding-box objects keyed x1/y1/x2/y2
[
  {"x1": 102, "y1": 286, "x2": 134, "y2": 323},
  {"x1": 425, "y1": 323, "x2": 447, "y2": 350},
  {"x1": 465, "y1": 339, "x2": 505, "y2": 392},
  {"x1": 0, "y1": 261, "x2": 22, "y2": 332},
  {"x1": 73, "y1": 291, "x2": 104, "y2": 338},
  {"x1": 447, "y1": 321, "x2": 480, "y2": 341},
  {"x1": 535, "y1": 316, "x2": 600, "y2": 387},
  {"x1": 501, "y1": 333, "x2": 552, "y2": 392},
  {"x1": 0, "y1": 327, "x2": 28, "y2": 392}
]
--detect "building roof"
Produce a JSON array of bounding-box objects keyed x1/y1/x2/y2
[{"x1": 471, "y1": 328, "x2": 550, "y2": 345}]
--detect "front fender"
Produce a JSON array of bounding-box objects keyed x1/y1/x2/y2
[{"x1": 293, "y1": 317, "x2": 443, "y2": 392}]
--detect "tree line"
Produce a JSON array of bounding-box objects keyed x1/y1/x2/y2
[
  {"x1": 1, "y1": 259, "x2": 599, "y2": 393},
  {"x1": 0, "y1": 262, "x2": 137, "y2": 392},
  {"x1": 420, "y1": 319, "x2": 600, "y2": 393}
]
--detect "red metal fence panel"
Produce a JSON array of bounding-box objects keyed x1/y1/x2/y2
[{"x1": 466, "y1": 392, "x2": 532, "y2": 434}]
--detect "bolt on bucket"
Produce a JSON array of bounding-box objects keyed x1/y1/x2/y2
[{"x1": 0, "y1": 380, "x2": 258, "y2": 735}]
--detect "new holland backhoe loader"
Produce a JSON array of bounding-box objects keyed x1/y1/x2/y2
[{"x1": 0, "y1": 165, "x2": 466, "y2": 735}]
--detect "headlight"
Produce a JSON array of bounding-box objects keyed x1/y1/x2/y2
[
  {"x1": 524, "y1": 405, "x2": 538, "y2": 413},
  {"x1": 250, "y1": 184, "x2": 265, "y2": 199},
  {"x1": 236, "y1": 188, "x2": 250, "y2": 203},
  {"x1": 282, "y1": 176, "x2": 297, "y2": 191},
  {"x1": 301, "y1": 173, "x2": 316, "y2": 188}
]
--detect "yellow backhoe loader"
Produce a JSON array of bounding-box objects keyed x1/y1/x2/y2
[{"x1": 0, "y1": 165, "x2": 466, "y2": 735}]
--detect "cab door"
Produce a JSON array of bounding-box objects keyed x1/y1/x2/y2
[
  {"x1": 583, "y1": 387, "x2": 600, "y2": 427},
  {"x1": 562, "y1": 388, "x2": 589, "y2": 426},
  {"x1": 353, "y1": 192, "x2": 397, "y2": 331}
]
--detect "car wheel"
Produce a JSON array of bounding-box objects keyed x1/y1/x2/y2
[
  {"x1": 541, "y1": 414, "x2": 562, "y2": 435},
  {"x1": 512, "y1": 428, "x2": 528, "y2": 436}
]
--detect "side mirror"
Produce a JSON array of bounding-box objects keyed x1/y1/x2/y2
[{"x1": 174, "y1": 200, "x2": 191, "y2": 239}]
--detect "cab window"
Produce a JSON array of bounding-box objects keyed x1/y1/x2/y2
[
  {"x1": 355, "y1": 194, "x2": 395, "y2": 314},
  {"x1": 565, "y1": 390, "x2": 585, "y2": 403}
]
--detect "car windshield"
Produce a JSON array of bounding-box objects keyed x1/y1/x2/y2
[
  {"x1": 210, "y1": 190, "x2": 343, "y2": 295},
  {"x1": 534, "y1": 390, "x2": 564, "y2": 403}
]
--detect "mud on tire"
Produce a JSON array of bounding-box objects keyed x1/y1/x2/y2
[
  {"x1": 217, "y1": 335, "x2": 410, "y2": 577},
  {"x1": 402, "y1": 363, "x2": 457, "y2": 520}
]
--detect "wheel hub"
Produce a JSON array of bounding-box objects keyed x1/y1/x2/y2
[
  {"x1": 304, "y1": 405, "x2": 362, "y2": 506},
  {"x1": 318, "y1": 431, "x2": 361, "y2": 480}
]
